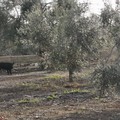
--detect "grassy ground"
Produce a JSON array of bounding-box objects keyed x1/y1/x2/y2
[{"x1": 0, "y1": 69, "x2": 120, "y2": 120}]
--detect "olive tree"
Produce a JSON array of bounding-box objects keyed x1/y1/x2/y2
[
  {"x1": 0, "y1": 0, "x2": 22, "y2": 55},
  {"x1": 18, "y1": 0, "x2": 100, "y2": 82},
  {"x1": 50, "y1": 0, "x2": 99, "y2": 82},
  {"x1": 19, "y1": 1, "x2": 51, "y2": 56}
]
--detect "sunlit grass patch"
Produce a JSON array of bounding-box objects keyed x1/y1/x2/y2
[
  {"x1": 44, "y1": 74, "x2": 63, "y2": 80},
  {"x1": 63, "y1": 89, "x2": 90, "y2": 94},
  {"x1": 17, "y1": 98, "x2": 40, "y2": 104},
  {"x1": 46, "y1": 93, "x2": 58, "y2": 100}
]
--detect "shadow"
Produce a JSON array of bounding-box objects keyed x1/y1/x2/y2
[{"x1": 57, "y1": 109, "x2": 120, "y2": 120}]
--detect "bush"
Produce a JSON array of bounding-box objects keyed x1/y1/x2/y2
[{"x1": 92, "y1": 63, "x2": 120, "y2": 97}]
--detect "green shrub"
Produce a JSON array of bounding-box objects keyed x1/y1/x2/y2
[{"x1": 92, "y1": 63, "x2": 120, "y2": 97}]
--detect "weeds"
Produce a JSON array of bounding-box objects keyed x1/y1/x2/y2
[
  {"x1": 46, "y1": 93, "x2": 58, "y2": 100},
  {"x1": 64, "y1": 89, "x2": 90, "y2": 94},
  {"x1": 17, "y1": 98, "x2": 40, "y2": 104}
]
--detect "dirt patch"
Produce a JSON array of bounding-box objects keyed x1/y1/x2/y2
[{"x1": 0, "y1": 71, "x2": 120, "y2": 120}]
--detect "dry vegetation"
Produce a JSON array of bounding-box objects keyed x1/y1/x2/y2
[{"x1": 0, "y1": 55, "x2": 120, "y2": 120}]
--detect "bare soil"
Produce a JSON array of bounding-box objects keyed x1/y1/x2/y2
[{"x1": 0, "y1": 70, "x2": 120, "y2": 120}]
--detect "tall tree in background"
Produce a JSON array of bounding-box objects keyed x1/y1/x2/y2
[
  {"x1": 0, "y1": 0, "x2": 38, "y2": 55},
  {"x1": 101, "y1": 0, "x2": 120, "y2": 60},
  {"x1": 0, "y1": 0, "x2": 21, "y2": 54},
  {"x1": 19, "y1": 0, "x2": 52, "y2": 56}
]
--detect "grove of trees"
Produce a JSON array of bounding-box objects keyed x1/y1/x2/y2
[{"x1": 0, "y1": 0, "x2": 120, "y2": 95}]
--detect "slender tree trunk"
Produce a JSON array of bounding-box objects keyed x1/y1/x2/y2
[{"x1": 69, "y1": 69, "x2": 74, "y2": 82}]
